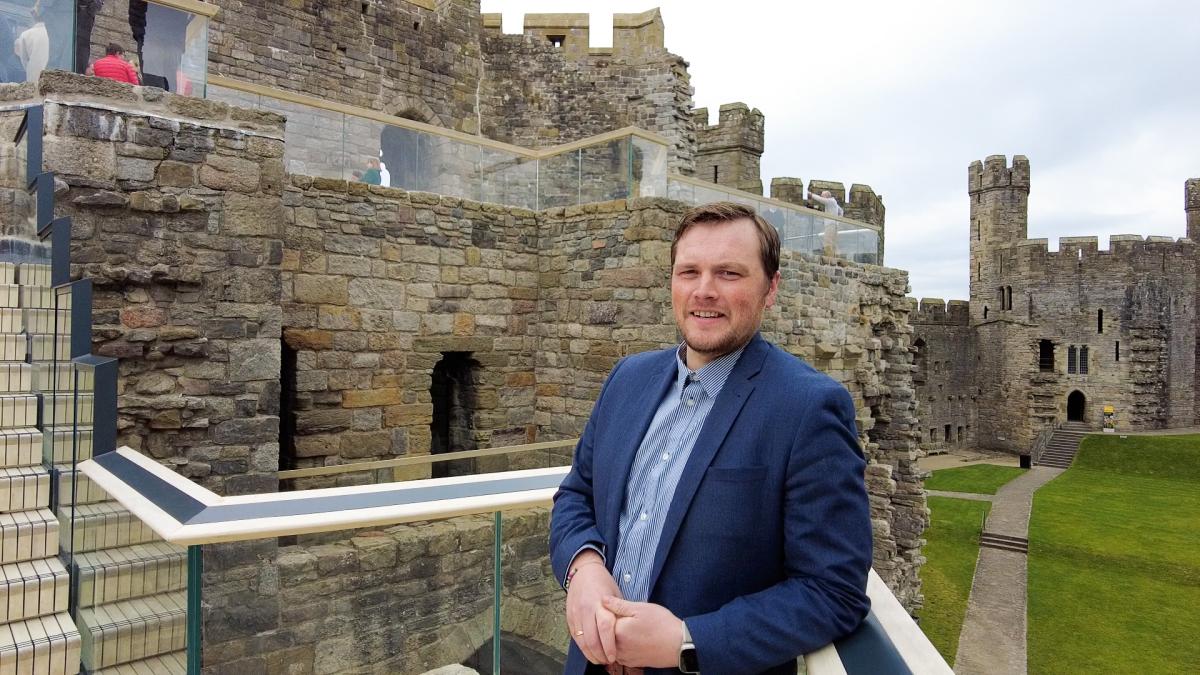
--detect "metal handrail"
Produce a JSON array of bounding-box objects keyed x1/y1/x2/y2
[{"x1": 277, "y1": 437, "x2": 577, "y2": 480}]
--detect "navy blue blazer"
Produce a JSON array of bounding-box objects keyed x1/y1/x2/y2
[{"x1": 550, "y1": 334, "x2": 872, "y2": 675}]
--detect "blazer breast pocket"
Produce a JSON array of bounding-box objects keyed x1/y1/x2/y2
[{"x1": 690, "y1": 465, "x2": 769, "y2": 539}]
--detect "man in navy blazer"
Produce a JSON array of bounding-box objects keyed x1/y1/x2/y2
[{"x1": 550, "y1": 202, "x2": 872, "y2": 674}]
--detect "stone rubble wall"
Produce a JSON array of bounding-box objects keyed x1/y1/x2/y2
[{"x1": 280, "y1": 179, "x2": 542, "y2": 485}]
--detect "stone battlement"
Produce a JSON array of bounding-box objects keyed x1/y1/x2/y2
[
  {"x1": 692, "y1": 103, "x2": 765, "y2": 152},
  {"x1": 482, "y1": 9, "x2": 665, "y2": 60},
  {"x1": 1009, "y1": 234, "x2": 1196, "y2": 259},
  {"x1": 968, "y1": 154, "x2": 1030, "y2": 194},
  {"x1": 912, "y1": 298, "x2": 970, "y2": 325}
]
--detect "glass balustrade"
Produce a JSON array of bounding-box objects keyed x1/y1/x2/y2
[{"x1": 668, "y1": 176, "x2": 882, "y2": 265}]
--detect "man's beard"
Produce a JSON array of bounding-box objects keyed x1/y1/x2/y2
[{"x1": 683, "y1": 326, "x2": 752, "y2": 361}]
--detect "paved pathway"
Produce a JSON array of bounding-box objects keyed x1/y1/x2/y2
[{"x1": 950, "y1": 466, "x2": 1064, "y2": 675}]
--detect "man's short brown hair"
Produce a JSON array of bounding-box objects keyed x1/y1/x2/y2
[{"x1": 671, "y1": 201, "x2": 781, "y2": 278}]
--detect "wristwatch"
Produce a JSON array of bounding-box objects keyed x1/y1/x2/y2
[{"x1": 679, "y1": 620, "x2": 699, "y2": 673}]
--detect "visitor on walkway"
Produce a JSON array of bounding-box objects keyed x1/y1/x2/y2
[
  {"x1": 86, "y1": 43, "x2": 140, "y2": 85},
  {"x1": 809, "y1": 190, "x2": 843, "y2": 257},
  {"x1": 359, "y1": 157, "x2": 382, "y2": 185},
  {"x1": 551, "y1": 201, "x2": 872, "y2": 674},
  {"x1": 13, "y1": 9, "x2": 49, "y2": 83}
]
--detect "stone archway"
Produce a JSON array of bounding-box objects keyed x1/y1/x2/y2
[{"x1": 1067, "y1": 390, "x2": 1086, "y2": 422}]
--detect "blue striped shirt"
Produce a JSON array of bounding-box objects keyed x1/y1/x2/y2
[{"x1": 611, "y1": 344, "x2": 745, "y2": 602}]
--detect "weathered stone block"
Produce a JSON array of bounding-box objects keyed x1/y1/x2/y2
[
  {"x1": 200, "y1": 154, "x2": 261, "y2": 192},
  {"x1": 342, "y1": 388, "x2": 402, "y2": 408},
  {"x1": 229, "y1": 339, "x2": 281, "y2": 381},
  {"x1": 223, "y1": 192, "x2": 284, "y2": 237},
  {"x1": 295, "y1": 275, "x2": 350, "y2": 305}
]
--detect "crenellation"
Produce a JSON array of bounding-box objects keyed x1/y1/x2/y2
[
  {"x1": 693, "y1": 102, "x2": 765, "y2": 194},
  {"x1": 1187, "y1": 177, "x2": 1200, "y2": 241},
  {"x1": 912, "y1": 298, "x2": 971, "y2": 326},
  {"x1": 770, "y1": 177, "x2": 806, "y2": 206}
]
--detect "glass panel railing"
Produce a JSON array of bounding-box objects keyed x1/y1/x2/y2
[
  {"x1": 536, "y1": 148, "x2": 579, "y2": 210},
  {"x1": 668, "y1": 176, "x2": 884, "y2": 265},
  {"x1": 73, "y1": 1, "x2": 210, "y2": 95},
  {"x1": 632, "y1": 134, "x2": 668, "y2": 199},
  {"x1": 0, "y1": 0, "x2": 75, "y2": 84}
]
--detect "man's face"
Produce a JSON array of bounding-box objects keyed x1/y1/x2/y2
[{"x1": 671, "y1": 218, "x2": 779, "y2": 370}]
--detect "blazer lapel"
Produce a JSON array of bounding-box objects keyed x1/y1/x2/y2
[
  {"x1": 601, "y1": 349, "x2": 677, "y2": 552},
  {"x1": 646, "y1": 335, "x2": 769, "y2": 593}
]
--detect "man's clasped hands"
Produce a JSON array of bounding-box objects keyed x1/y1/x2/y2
[{"x1": 565, "y1": 550, "x2": 685, "y2": 675}]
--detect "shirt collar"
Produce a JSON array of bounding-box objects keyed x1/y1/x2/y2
[{"x1": 674, "y1": 342, "x2": 746, "y2": 399}]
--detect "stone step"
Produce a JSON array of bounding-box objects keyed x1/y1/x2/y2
[
  {"x1": 44, "y1": 427, "x2": 96, "y2": 466},
  {"x1": 0, "y1": 395, "x2": 38, "y2": 431},
  {"x1": 0, "y1": 611, "x2": 82, "y2": 675},
  {"x1": 1037, "y1": 458, "x2": 1073, "y2": 469},
  {"x1": 74, "y1": 543, "x2": 187, "y2": 609},
  {"x1": 0, "y1": 558, "x2": 70, "y2": 623},
  {"x1": 0, "y1": 363, "x2": 31, "y2": 393},
  {"x1": 0, "y1": 466, "x2": 50, "y2": 513},
  {"x1": 78, "y1": 592, "x2": 187, "y2": 671},
  {"x1": 94, "y1": 650, "x2": 186, "y2": 674},
  {"x1": 54, "y1": 469, "x2": 109, "y2": 507},
  {"x1": 58, "y1": 503, "x2": 160, "y2": 554},
  {"x1": 22, "y1": 309, "x2": 72, "y2": 337},
  {"x1": 40, "y1": 393, "x2": 95, "y2": 430},
  {"x1": 29, "y1": 335, "x2": 72, "y2": 363},
  {"x1": 0, "y1": 509, "x2": 58, "y2": 564},
  {"x1": 17, "y1": 264, "x2": 51, "y2": 287},
  {"x1": 0, "y1": 429, "x2": 41, "y2": 468},
  {"x1": 0, "y1": 335, "x2": 27, "y2": 362}
]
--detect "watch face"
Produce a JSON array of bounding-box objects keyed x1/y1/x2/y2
[{"x1": 680, "y1": 645, "x2": 700, "y2": 673}]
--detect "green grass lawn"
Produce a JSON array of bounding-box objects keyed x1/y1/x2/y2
[
  {"x1": 918, "y1": 496, "x2": 991, "y2": 665},
  {"x1": 1028, "y1": 434, "x2": 1200, "y2": 674},
  {"x1": 925, "y1": 463, "x2": 1027, "y2": 494}
]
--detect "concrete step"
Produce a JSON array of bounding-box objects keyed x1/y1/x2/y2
[
  {"x1": 45, "y1": 428, "x2": 96, "y2": 465},
  {"x1": 78, "y1": 592, "x2": 187, "y2": 671},
  {"x1": 94, "y1": 650, "x2": 186, "y2": 674},
  {"x1": 0, "y1": 509, "x2": 58, "y2": 564},
  {"x1": 0, "y1": 335, "x2": 27, "y2": 362},
  {"x1": 0, "y1": 611, "x2": 82, "y2": 675},
  {"x1": 0, "y1": 466, "x2": 50, "y2": 513},
  {"x1": 0, "y1": 558, "x2": 70, "y2": 623},
  {"x1": 74, "y1": 543, "x2": 187, "y2": 609},
  {"x1": 58, "y1": 503, "x2": 160, "y2": 555},
  {"x1": 979, "y1": 533, "x2": 1029, "y2": 554},
  {"x1": 0, "y1": 429, "x2": 41, "y2": 469}
]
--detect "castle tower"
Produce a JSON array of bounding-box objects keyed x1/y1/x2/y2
[
  {"x1": 1187, "y1": 178, "x2": 1200, "y2": 243},
  {"x1": 968, "y1": 155, "x2": 1029, "y2": 322},
  {"x1": 693, "y1": 103, "x2": 765, "y2": 195}
]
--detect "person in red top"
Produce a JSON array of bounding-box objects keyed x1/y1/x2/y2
[{"x1": 86, "y1": 43, "x2": 140, "y2": 85}]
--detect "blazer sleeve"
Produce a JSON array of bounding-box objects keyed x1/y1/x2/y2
[
  {"x1": 548, "y1": 356, "x2": 625, "y2": 585},
  {"x1": 686, "y1": 381, "x2": 873, "y2": 674}
]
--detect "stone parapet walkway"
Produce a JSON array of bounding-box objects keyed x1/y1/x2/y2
[{"x1": 950, "y1": 466, "x2": 1064, "y2": 675}]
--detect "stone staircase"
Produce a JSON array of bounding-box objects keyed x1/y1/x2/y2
[
  {"x1": 1035, "y1": 422, "x2": 1090, "y2": 469},
  {"x1": 0, "y1": 258, "x2": 188, "y2": 674},
  {"x1": 0, "y1": 261, "x2": 81, "y2": 673}
]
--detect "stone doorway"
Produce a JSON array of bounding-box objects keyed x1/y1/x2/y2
[
  {"x1": 430, "y1": 352, "x2": 480, "y2": 478},
  {"x1": 1067, "y1": 390, "x2": 1087, "y2": 422}
]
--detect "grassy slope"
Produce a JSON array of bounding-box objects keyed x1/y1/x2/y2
[
  {"x1": 925, "y1": 463, "x2": 1028, "y2": 495},
  {"x1": 919, "y1": 496, "x2": 991, "y2": 665},
  {"x1": 1028, "y1": 434, "x2": 1200, "y2": 674}
]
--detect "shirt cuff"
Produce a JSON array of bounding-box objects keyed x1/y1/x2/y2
[{"x1": 563, "y1": 543, "x2": 605, "y2": 590}]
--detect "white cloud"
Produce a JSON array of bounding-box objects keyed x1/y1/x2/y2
[{"x1": 483, "y1": 0, "x2": 1200, "y2": 299}]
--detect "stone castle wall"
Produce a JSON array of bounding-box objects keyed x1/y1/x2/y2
[
  {"x1": 28, "y1": 74, "x2": 925, "y2": 670},
  {"x1": 693, "y1": 103, "x2": 764, "y2": 194},
  {"x1": 910, "y1": 300, "x2": 977, "y2": 453}
]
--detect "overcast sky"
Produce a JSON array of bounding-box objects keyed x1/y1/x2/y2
[{"x1": 481, "y1": 1, "x2": 1200, "y2": 299}]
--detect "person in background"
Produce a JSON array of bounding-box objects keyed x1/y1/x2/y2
[
  {"x1": 13, "y1": 8, "x2": 49, "y2": 83},
  {"x1": 808, "y1": 190, "x2": 844, "y2": 257},
  {"x1": 86, "y1": 43, "x2": 140, "y2": 85},
  {"x1": 360, "y1": 157, "x2": 382, "y2": 185}
]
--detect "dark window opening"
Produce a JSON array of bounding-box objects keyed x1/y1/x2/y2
[
  {"x1": 362, "y1": 2, "x2": 369, "y2": 13},
  {"x1": 430, "y1": 352, "x2": 480, "y2": 479},
  {"x1": 1039, "y1": 339, "x2": 1054, "y2": 372},
  {"x1": 1080, "y1": 346, "x2": 1089, "y2": 374},
  {"x1": 943, "y1": 425, "x2": 951, "y2": 442},
  {"x1": 1067, "y1": 390, "x2": 1086, "y2": 422},
  {"x1": 997, "y1": 286, "x2": 1005, "y2": 308},
  {"x1": 983, "y1": 306, "x2": 989, "y2": 319},
  {"x1": 413, "y1": 21, "x2": 421, "y2": 30},
  {"x1": 1097, "y1": 309, "x2": 1104, "y2": 333},
  {"x1": 1006, "y1": 286, "x2": 1013, "y2": 310},
  {"x1": 1115, "y1": 340, "x2": 1120, "y2": 362},
  {"x1": 913, "y1": 339, "x2": 926, "y2": 384},
  {"x1": 279, "y1": 340, "x2": 299, "y2": 473},
  {"x1": 713, "y1": 165, "x2": 719, "y2": 183},
  {"x1": 957, "y1": 426, "x2": 964, "y2": 443},
  {"x1": 1068, "y1": 345, "x2": 1077, "y2": 374},
  {"x1": 548, "y1": 34, "x2": 565, "y2": 48}
]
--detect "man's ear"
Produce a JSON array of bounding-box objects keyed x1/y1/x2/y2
[{"x1": 764, "y1": 271, "x2": 781, "y2": 308}]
